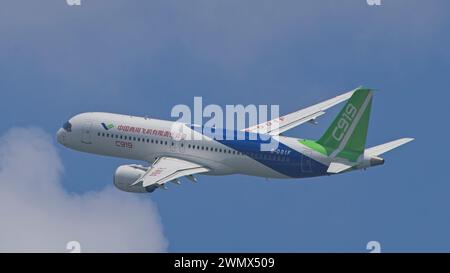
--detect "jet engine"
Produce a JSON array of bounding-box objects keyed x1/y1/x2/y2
[{"x1": 113, "y1": 164, "x2": 149, "y2": 193}]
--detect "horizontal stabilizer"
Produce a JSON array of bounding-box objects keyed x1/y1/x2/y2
[
  {"x1": 365, "y1": 138, "x2": 414, "y2": 157},
  {"x1": 327, "y1": 162, "x2": 355, "y2": 174}
]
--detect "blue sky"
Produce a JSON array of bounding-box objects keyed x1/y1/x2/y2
[{"x1": 1, "y1": 0, "x2": 449, "y2": 252}]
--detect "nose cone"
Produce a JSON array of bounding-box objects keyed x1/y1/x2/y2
[{"x1": 56, "y1": 128, "x2": 66, "y2": 145}]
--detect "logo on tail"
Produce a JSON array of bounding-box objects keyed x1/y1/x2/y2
[
  {"x1": 316, "y1": 87, "x2": 373, "y2": 162},
  {"x1": 332, "y1": 103, "x2": 358, "y2": 141}
]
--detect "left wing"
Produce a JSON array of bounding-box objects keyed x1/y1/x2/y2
[
  {"x1": 243, "y1": 88, "x2": 357, "y2": 135},
  {"x1": 132, "y1": 157, "x2": 209, "y2": 191}
]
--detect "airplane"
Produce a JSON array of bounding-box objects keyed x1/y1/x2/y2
[{"x1": 56, "y1": 87, "x2": 413, "y2": 193}]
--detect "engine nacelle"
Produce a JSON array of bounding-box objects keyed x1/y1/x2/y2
[{"x1": 114, "y1": 164, "x2": 149, "y2": 193}]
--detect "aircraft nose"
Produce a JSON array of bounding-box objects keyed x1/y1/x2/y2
[{"x1": 56, "y1": 128, "x2": 66, "y2": 145}]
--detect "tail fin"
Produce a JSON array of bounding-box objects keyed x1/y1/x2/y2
[{"x1": 317, "y1": 87, "x2": 373, "y2": 162}]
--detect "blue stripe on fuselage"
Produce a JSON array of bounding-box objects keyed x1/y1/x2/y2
[{"x1": 190, "y1": 126, "x2": 328, "y2": 178}]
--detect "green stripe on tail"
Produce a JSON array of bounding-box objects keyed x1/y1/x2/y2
[{"x1": 316, "y1": 87, "x2": 373, "y2": 161}]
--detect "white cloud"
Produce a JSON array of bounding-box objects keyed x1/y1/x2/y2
[{"x1": 0, "y1": 127, "x2": 168, "y2": 252}]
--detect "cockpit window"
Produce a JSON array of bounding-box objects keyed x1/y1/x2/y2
[{"x1": 63, "y1": 121, "x2": 72, "y2": 132}]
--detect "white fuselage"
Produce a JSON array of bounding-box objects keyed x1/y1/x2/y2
[{"x1": 57, "y1": 112, "x2": 330, "y2": 179}]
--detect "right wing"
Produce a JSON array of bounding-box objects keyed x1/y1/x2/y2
[
  {"x1": 243, "y1": 88, "x2": 357, "y2": 135},
  {"x1": 132, "y1": 157, "x2": 209, "y2": 191}
]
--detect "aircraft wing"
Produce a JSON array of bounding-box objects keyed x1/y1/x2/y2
[
  {"x1": 132, "y1": 157, "x2": 209, "y2": 190},
  {"x1": 243, "y1": 88, "x2": 357, "y2": 135}
]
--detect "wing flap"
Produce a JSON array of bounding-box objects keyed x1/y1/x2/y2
[
  {"x1": 268, "y1": 111, "x2": 326, "y2": 135},
  {"x1": 132, "y1": 157, "x2": 209, "y2": 188}
]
